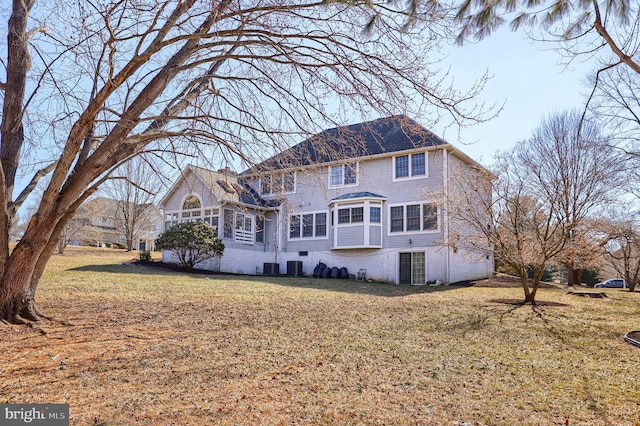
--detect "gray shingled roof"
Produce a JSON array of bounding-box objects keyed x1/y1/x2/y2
[
  {"x1": 331, "y1": 192, "x2": 386, "y2": 202},
  {"x1": 243, "y1": 115, "x2": 446, "y2": 174},
  {"x1": 187, "y1": 165, "x2": 280, "y2": 208}
]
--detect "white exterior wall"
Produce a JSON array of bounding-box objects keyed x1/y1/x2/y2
[
  {"x1": 448, "y1": 248, "x2": 494, "y2": 283},
  {"x1": 163, "y1": 243, "x2": 492, "y2": 284}
]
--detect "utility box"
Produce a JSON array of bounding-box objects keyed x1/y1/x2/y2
[{"x1": 287, "y1": 261, "x2": 303, "y2": 277}]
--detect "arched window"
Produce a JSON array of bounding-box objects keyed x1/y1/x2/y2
[
  {"x1": 183, "y1": 195, "x2": 201, "y2": 210},
  {"x1": 180, "y1": 195, "x2": 203, "y2": 223}
]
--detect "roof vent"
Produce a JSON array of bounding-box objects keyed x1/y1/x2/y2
[
  {"x1": 231, "y1": 183, "x2": 245, "y2": 194},
  {"x1": 216, "y1": 180, "x2": 236, "y2": 193}
]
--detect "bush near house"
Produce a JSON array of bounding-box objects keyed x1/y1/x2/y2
[{"x1": 155, "y1": 222, "x2": 224, "y2": 270}]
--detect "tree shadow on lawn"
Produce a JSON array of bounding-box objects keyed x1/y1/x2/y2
[
  {"x1": 68, "y1": 261, "x2": 468, "y2": 298},
  {"x1": 68, "y1": 263, "x2": 579, "y2": 342},
  {"x1": 70, "y1": 262, "x2": 577, "y2": 302}
]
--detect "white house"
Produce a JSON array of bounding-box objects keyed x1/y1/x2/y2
[
  {"x1": 70, "y1": 197, "x2": 163, "y2": 250},
  {"x1": 159, "y1": 115, "x2": 493, "y2": 284}
]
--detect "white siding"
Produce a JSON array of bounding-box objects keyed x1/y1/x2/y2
[{"x1": 160, "y1": 146, "x2": 494, "y2": 284}]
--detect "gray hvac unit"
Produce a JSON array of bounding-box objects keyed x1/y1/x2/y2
[
  {"x1": 287, "y1": 261, "x2": 303, "y2": 277},
  {"x1": 263, "y1": 263, "x2": 279, "y2": 275}
]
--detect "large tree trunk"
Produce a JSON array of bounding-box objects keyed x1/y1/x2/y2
[
  {"x1": 0, "y1": 239, "x2": 47, "y2": 323},
  {"x1": 58, "y1": 234, "x2": 66, "y2": 254},
  {"x1": 565, "y1": 262, "x2": 583, "y2": 287},
  {"x1": 0, "y1": 282, "x2": 39, "y2": 323},
  {"x1": 1, "y1": 235, "x2": 66, "y2": 323},
  {"x1": 570, "y1": 268, "x2": 583, "y2": 287},
  {"x1": 0, "y1": 0, "x2": 242, "y2": 324},
  {"x1": 126, "y1": 234, "x2": 135, "y2": 251},
  {"x1": 0, "y1": 202, "x2": 78, "y2": 323},
  {"x1": 517, "y1": 267, "x2": 541, "y2": 305},
  {"x1": 518, "y1": 271, "x2": 534, "y2": 304},
  {"x1": 527, "y1": 283, "x2": 539, "y2": 305}
]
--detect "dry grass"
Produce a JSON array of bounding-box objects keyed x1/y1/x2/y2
[{"x1": 1, "y1": 246, "x2": 640, "y2": 425}]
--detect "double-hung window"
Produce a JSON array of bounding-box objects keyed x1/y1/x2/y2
[
  {"x1": 329, "y1": 163, "x2": 358, "y2": 188},
  {"x1": 389, "y1": 203, "x2": 439, "y2": 233},
  {"x1": 289, "y1": 212, "x2": 328, "y2": 239},
  {"x1": 423, "y1": 204, "x2": 438, "y2": 231},
  {"x1": 289, "y1": 215, "x2": 301, "y2": 238},
  {"x1": 165, "y1": 212, "x2": 178, "y2": 230},
  {"x1": 370, "y1": 206, "x2": 381, "y2": 223},
  {"x1": 406, "y1": 205, "x2": 421, "y2": 231},
  {"x1": 394, "y1": 153, "x2": 426, "y2": 180},
  {"x1": 261, "y1": 171, "x2": 296, "y2": 195},
  {"x1": 337, "y1": 206, "x2": 364, "y2": 224},
  {"x1": 315, "y1": 213, "x2": 327, "y2": 237},
  {"x1": 390, "y1": 206, "x2": 404, "y2": 233},
  {"x1": 202, "y1": 209, "x2": 219, "y2": 236},
  {"x1": 302, "y1": 214, "x2": 314, "y2": 238}
]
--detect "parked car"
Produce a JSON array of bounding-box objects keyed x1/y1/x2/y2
[{"x1": 594, "y1": 279, "x2": 628, "y2": 288}]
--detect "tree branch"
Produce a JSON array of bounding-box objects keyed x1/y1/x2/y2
[{"x1": 12, "y1": 161, "x2": 58, "y2": 213}]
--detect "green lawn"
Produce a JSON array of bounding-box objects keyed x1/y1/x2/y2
[{"x1": 1, "y1": 247, "x2": 639, "y2": 425}]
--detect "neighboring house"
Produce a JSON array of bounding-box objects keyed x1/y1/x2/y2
[
  {"x1": 68, "y1": 197, "x2": 122, "y2": 247},
  {"x1": 134, "y1": 204, "x2": 164, "y2": 252},
  {"x1": 159, "y1": 115, "x2": 494, "y2": 284},
  {"x1": 68, "y1": 197, "x2": 163, "y2": 250}
]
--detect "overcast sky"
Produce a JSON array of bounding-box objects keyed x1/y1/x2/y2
[{"x1": 435, "y1": 28, "x2": 594, "y2": 166}]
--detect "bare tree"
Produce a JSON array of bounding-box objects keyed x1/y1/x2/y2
[
  {"x1": 520, "y1": 111, "x2": 623, "y2": 286},
  {"x1": 448, "y1": 148, "x2": 566, "y2": 304},
  {"x1": 102, "y1": 158, "x2": 161, "y2": 251},
  {"x1": 600, "y1": 215, "x2": 640, "y2": 292},
  {"x1": 449, "y1": 110, "x2": 621, "y2": 300},
  {"x1": 454, "y1": 112, "x2": 624, "y2": 301},
  {"x1": 554, "y1": 221, "x2": 607, "y2": 286},
  {"x1": 0, "y1": 1, "x2": 490, "y2": 323},
  {"x1": 587, "y1": 66, "x2": 640, "y2": 146}
]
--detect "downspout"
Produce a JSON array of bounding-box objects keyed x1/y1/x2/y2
[
  {"x1": 275, "y1": 204, "x2": 282, "y2": 265},
  {"x1": 443, "y1": 148, "x2": 450, "y2": 284}
]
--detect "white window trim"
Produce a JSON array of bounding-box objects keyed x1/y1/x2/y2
[
  {"x1": 180, "y1": 193, "x2": 203, "y2": 210},
  {"x1": 369, "y1": 204, "x2": 382, "y2": 224},
  {"x1": 330, "y1": 201, "x2": 383, "y2": 249},
  {"x1": 255, "y1": 215, "x2": 265, "y2": 244},
  {"x1": 396, "y1": 250, "x2": 428, "y2": 285},
  {"x1": 260, "y1": 171, "x2": 297, "y2": 196},
  {"x1": 335, "y1": 203, "x2": 365, "y2": 226},
  {"x1": 392, "y1": 152, "x2": 428, "y2": 182},
  {"x1": 164, "y1": 211, "x2": 179, "y2": 230},
  {"x1": 222, "y1": 208, "x2": 234, "y2": 239},
  {"x1": 328, "y1": 162, "x2": 359, "y2": 189},
  {"x1": 234, "y1": 212, "x2": 255, "y2": 245},
  {"x1": 176, "y1": 193, "x2": 207, "y2": 224},
  {"x1": 387, "y1": 202, "x2": 440, "y2": 235},
  {"x1": 288, "y1": 210, "x2": 329, "y2": 241}
]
